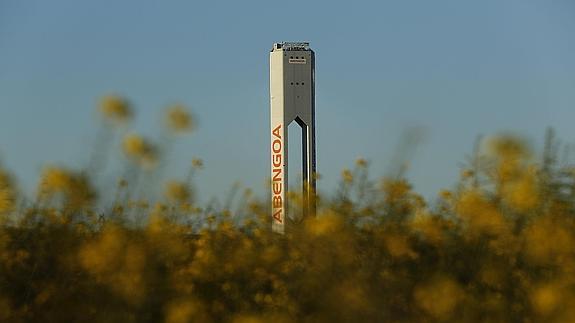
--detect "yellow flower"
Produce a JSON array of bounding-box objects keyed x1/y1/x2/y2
[
  {"x1": 410, "y1": 213, "x2": 444, "y2": 245},
  {"x1": 122, "y1": 134, "x2": 145, "y2": 157},
  {"x1": 341, "y1": 169, "x2": 353, "y2": 184},
  {"x1": 355, "y1": 157, "x2": 368, "y2": 167},
  {"x1": 438, "y1": 189, "x2": 452, "y2": 200},
  {"x1": 0, "y1": 189, "x2": 15, "y2": 216},
  {"x1": 122, "y1": 134, "x2": 159, "y2": 169},
  {"x1": 460, "y1": 169, "x2": 474, "y2": 179},
  {"x1": 79, "y1": 225, "x2": 148, "y2": 304},
  {"x1": 414, "y1": 276, "x2": 463, "y2": 320},
  {"x1": 486, "y1": 134, "x2": 531, "y2": 183},
  {"x1": 502, "y1": 168, "x2": 540, "y2": 212},
  {"x1": 455, "y1": 189, "x2": 506, "y2": 236},
  {"x1": 38, "y1": 166, "x2": 95, "y2": 209},
  {"x1": 381, "y1": 178, "x2": 411, "y2": 202},
  {"x1": 99, "y1": 95, "x2": 132, "y2": 124},
  {"x1": 79, "y1": 225, "x2": 126, "y2": 275},
  {"x1": 524, "y1": 216, "x2": 573, "y2": 264},
  {"x1": 191, "y1": 158, "x2": 204, "y2": 169},
  {"x1": 166, "y1": 104, "x2": 195, "y2": 134},
  {"x1": 39, "y1": 167, "x2": 70, "y2": 193},
  {"x1": 165, "y1": 180, "x2": 190, "y2": 203},
  {"x1": 305, "y1": 211, "x2": 343, "y2": 237},
  {"x1": 383, "y1": 232, "x2": 418, "y2": 259},
  {"x1": 487, "y1": 134, "x2": 530, "y2": 160},
  {"x1": 0, "y1": 168, "x2": 16, "y2": 215},
  {"x1": 530, "y1": 282, "x2": 562, "y2": 315}
]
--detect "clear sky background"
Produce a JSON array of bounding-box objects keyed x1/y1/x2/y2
[{"x1": 1, "y1": 0, "x2": 574, "y2": 202}]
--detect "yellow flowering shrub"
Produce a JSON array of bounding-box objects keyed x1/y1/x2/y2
[
  {"x1": 0, "y1": 166, "x2": 16, "y2": 218},
  {"x1": 1, "y1": 98, "x2": 575, "y2": 322},
  {"x1": 414, "y1": 275, "x2": 463, "y2": 320}
]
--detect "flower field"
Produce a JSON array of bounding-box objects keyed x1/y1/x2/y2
[{"x1": 0, "y1": 97, "x2": 575, "y2": 322}]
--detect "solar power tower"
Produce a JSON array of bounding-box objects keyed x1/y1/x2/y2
[{"x1": 270, "y1": 42, "x2": 316, "y2": 234}]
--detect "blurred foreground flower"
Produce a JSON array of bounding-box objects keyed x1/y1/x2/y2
[
  {"x1": 122, "y1": 134, "x2": 159, "y2": 169},
  {"x1": 166, "y1": 104, "x2": 195, "y2": 134},
  {"x1": 355, "y1": 157, "x2": 368, "y2": 167},
  {"x1": 4, "y1": 104, "x2": 575, "y2": 323},
  {"x1": 0, "y1": 167, "x2": 16, "y2": 215},
  {"x1": 165, "y1": 180, "x2": 191, "y2": 204},
  {"x1": 99, "y1": 95, "x2": 133, "y2": 125},
  {"x1": 38, "y1": 166, "x2": 96, "y2": 209},
  {"x1": 341, "y1": 169, "x2": 353, "y2": 183},
  {"x1": 487, "y1": 134, "x2": 531, "y2": 160},
  {"x1": 414, "y1": 276, "x2": 463, "y2": 320},
  {"x1": 191, "y1": 158, "x2": 204, "y2": 169}
]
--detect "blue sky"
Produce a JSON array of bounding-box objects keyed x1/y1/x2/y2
[{"x1": 1, "y1": 0, "x2": 574, "y2": 202}]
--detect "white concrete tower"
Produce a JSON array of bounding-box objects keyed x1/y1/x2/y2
[{"x1": 270, "y1": 42, "x2": 316, "y2": 234}]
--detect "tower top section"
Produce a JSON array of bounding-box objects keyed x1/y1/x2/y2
[{"x1": 271, "y1": 42, "x2": 311, "y2": 52}]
